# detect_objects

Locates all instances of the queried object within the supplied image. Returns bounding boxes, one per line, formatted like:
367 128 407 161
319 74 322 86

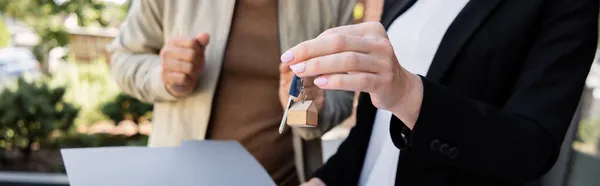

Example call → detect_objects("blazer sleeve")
312 93 375 185
107 0 178 103
391 0 598 183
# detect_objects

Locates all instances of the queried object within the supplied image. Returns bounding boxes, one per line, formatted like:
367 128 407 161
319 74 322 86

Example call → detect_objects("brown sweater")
206 0 298 185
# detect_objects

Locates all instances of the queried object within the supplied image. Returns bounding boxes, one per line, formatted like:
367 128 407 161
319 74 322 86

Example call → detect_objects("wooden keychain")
279 75 318 134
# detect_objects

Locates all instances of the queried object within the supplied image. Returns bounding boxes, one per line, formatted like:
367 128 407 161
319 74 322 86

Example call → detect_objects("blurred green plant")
0 0 130 69
577 115 600 154
0 0 103 62
117 0 132 24
101 93 153 136
50 132 147 173
0 17 10 47
50 133 147 149
48 59 121 127
0 77 79 161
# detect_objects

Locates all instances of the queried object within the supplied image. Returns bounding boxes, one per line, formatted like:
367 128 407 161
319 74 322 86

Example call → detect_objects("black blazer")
313 0 599 185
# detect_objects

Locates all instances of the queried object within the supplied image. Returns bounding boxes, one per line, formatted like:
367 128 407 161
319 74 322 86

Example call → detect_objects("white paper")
61 140 276 186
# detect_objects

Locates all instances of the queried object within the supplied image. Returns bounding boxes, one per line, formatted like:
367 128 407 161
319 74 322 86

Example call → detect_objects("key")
279 96 294 134
279 75 303 134
286 75 318 127
289 75 303 98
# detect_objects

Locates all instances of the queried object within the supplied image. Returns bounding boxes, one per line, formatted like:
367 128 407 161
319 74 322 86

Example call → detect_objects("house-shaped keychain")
287 100 318 127
279 75 319 133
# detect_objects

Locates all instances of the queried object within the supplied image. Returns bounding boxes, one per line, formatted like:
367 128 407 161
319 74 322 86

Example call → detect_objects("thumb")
279 64 293 86
279 63 292 74
196 33 210 46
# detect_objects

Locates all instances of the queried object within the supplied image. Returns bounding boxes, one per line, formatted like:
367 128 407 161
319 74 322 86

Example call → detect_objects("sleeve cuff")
150 65 178 102
403 75 437 150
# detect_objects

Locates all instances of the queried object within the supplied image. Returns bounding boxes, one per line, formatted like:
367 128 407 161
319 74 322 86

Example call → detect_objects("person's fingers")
301 178 327 186
301 76 317 88
160 46 196 62
318 24 367 38
279 63 293 85
280 63 292 78
280 63 292 73
282 34 376 65
278 64 294 109
166 84 194 96
166 35 207 62
196 33 210 46
163 58 195 75
164 71 192 86
303 84 324 101
313 72 379 93
168 37 197 49
290 52 380 77
280 78 289 86
191 33 210 59
318 21 388 39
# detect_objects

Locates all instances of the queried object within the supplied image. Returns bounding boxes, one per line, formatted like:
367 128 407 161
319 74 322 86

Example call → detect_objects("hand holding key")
279 72 324 133
160 33 210 97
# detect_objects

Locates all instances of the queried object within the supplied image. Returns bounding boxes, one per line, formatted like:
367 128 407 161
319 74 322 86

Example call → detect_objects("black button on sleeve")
448 147 459 159
430 139 440 152
440 144 450 154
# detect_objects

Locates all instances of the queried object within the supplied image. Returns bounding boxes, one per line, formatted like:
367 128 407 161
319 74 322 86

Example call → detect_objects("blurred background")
0 0 598 186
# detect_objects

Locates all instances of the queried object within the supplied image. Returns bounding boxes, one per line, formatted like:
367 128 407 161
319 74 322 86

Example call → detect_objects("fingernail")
280 50 295 63
290 63 306 73
314 77 328 86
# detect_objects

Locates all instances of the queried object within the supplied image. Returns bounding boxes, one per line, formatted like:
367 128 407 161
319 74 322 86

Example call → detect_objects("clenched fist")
160 33 210 97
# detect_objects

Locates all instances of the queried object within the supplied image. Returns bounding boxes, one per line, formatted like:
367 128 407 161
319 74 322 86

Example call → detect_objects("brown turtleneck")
207 0 298 185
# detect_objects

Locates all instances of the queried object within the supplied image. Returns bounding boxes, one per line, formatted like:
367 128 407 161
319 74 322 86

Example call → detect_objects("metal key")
279 75 303 134
279 96 294 134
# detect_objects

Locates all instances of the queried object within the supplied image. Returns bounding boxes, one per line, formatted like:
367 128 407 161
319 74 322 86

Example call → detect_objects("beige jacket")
108 0 356 182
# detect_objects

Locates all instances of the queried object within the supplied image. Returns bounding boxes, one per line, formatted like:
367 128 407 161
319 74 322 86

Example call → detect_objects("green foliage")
31 28 70 62
50 133 147 149
102 93 153 125
578 116 600 145
0 77 79 157
50 133 147 173
0 0 109 27
121 0 132 12
0 17 10 47
104 0 131 27
0 0 126 64
48 59 121 127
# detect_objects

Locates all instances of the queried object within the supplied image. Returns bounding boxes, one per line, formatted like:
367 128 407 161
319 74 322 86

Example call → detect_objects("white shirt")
358 0 470 186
